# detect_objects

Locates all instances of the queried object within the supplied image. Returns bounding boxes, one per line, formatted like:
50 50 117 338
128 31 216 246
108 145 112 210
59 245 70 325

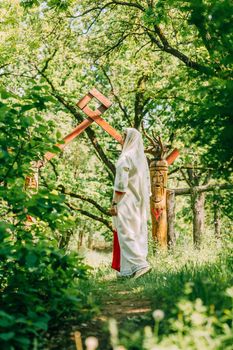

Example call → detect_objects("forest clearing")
0 1 232 349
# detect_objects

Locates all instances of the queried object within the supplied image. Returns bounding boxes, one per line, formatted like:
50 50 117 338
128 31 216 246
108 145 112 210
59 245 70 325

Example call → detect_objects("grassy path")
77 276 153 350
98 280 152 321
48 242 232 349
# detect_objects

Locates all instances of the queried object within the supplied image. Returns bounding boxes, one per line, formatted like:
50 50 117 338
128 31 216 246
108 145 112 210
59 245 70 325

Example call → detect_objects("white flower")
85 336 99 350
226 287 233 298
152 309 165 321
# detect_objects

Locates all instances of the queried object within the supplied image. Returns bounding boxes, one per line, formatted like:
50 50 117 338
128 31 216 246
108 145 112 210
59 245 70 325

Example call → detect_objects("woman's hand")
110 192 125 216
110 204 117 216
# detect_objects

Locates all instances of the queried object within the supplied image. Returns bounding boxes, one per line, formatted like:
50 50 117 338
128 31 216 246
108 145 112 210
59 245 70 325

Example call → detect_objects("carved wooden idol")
150 159 168 248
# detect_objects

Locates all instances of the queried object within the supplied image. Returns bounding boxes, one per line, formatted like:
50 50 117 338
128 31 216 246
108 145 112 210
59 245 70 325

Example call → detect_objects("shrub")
0 222 93 349
108 286 233 350
0 88 94 349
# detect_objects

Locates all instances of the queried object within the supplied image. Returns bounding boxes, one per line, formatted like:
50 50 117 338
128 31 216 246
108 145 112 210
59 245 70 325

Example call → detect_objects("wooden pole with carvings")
142 127 179 248
150 159 168 247
151 149 179 248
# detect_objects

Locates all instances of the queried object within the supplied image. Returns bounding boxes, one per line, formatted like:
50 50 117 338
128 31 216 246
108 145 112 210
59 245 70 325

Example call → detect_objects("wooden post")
150 159 168 248
74 331 83 350
166 190 176 247
24 161 40 192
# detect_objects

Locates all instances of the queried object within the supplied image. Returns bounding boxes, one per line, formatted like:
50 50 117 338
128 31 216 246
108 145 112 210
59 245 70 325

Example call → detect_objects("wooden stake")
74 331 83 350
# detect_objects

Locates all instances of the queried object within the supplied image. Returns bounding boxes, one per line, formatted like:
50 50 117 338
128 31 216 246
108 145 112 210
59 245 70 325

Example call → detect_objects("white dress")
113 154 149 276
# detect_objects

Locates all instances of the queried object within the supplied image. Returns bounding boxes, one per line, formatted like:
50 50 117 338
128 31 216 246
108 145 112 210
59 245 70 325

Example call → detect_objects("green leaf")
15 336 31 345
26 252 38 267
0 311 15 327
0 332 15 341
21 104 35 112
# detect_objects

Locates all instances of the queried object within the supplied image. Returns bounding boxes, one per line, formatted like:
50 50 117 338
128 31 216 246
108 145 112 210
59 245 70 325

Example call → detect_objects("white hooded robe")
112 128 151 277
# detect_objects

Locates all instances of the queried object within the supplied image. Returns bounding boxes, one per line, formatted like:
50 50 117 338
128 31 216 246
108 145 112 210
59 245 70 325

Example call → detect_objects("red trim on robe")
115 191 125 194
111 230 121 272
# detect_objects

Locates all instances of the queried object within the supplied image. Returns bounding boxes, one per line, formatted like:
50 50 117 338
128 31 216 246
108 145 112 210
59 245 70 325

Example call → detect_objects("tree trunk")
58 229 73 249
191 189 205 247
87 232 93 249
214 202 221 238
78 231 84 250
166 190 176 247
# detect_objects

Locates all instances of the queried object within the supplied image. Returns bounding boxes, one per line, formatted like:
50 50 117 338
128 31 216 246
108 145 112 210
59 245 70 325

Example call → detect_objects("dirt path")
74 279 152 350
47 276 153 349
100 280 151 321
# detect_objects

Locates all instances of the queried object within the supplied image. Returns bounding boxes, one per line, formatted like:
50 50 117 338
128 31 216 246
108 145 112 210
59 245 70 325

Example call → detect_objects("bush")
0 223 93 349
108 285 233 350
0 88 94 349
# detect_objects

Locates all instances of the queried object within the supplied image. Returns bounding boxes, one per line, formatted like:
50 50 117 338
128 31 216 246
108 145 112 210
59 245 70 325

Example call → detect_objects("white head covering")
119 127 151 219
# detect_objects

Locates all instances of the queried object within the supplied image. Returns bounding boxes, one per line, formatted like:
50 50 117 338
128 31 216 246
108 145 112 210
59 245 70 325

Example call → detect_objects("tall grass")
79 234 233 349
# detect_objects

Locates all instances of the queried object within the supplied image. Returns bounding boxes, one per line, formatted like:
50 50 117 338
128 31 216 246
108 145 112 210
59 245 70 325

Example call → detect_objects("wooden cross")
45 88 123 161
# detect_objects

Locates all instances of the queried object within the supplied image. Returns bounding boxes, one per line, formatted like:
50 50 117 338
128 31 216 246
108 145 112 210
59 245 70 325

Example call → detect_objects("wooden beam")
45 118 93 161
166 148 179 165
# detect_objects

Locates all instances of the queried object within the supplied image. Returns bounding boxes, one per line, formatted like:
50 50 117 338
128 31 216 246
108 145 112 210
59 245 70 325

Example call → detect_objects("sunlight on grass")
78 235 233 349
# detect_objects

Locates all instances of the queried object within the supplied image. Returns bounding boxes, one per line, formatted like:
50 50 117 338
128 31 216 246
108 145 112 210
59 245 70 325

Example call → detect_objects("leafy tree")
0 0 232 241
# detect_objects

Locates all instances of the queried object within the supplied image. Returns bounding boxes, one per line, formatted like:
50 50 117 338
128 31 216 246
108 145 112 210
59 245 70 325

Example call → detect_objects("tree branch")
77 1 221 77
75 1 144 17
134 75 149 129
100 66 131 124
180 168 193 188
40 178 112 227
58 184 111 217
147 28 214 76
40 49 58 74
111 1 144 11
0 63 11 77
65 202 112 231
173 183 233 195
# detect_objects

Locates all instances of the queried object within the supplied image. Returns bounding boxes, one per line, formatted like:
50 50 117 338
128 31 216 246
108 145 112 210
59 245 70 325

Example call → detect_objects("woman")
110 128 151 279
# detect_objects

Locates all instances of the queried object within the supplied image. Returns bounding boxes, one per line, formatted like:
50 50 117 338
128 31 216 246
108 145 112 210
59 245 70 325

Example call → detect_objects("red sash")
111 230 121 271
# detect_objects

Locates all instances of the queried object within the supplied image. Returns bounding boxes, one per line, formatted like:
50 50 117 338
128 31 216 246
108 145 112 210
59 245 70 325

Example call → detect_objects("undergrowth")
79 234 233 350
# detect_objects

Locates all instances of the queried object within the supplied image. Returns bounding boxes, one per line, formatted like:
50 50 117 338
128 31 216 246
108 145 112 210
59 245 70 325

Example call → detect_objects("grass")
77 234 233 349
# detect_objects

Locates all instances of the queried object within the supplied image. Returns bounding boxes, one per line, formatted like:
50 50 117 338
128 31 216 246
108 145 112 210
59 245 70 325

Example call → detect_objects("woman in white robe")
111 128 151 278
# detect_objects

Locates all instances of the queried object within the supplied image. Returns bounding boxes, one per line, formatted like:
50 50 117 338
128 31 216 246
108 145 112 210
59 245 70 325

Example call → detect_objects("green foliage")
1 0 232 244
0 86 72 229
20 0 72 11
84 239 233 350
187 0 233 66
109 287 233 349
0 225 91 350
0 91 94 349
